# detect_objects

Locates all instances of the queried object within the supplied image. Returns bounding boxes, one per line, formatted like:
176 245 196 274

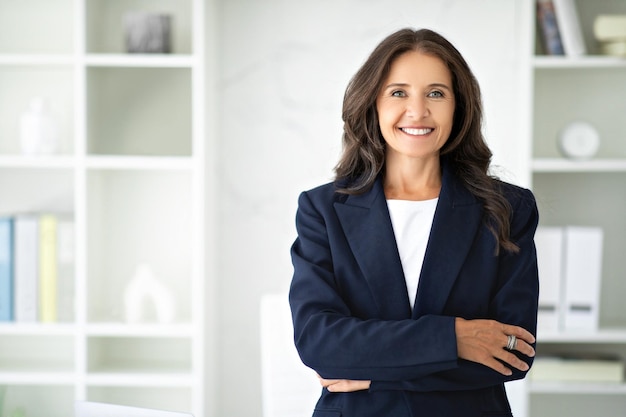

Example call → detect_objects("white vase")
19 97 59 155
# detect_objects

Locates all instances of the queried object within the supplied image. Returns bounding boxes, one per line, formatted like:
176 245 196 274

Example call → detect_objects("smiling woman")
376 51 455 200
289 28 539 417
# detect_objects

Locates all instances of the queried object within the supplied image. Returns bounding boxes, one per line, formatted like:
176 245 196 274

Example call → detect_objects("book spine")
39 214 58 323
56 218 75 322
553 0 587 56
14 215 39 322
0 217 15 321
537 0 565 55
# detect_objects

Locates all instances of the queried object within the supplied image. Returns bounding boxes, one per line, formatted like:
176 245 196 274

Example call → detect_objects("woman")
289 28 539 417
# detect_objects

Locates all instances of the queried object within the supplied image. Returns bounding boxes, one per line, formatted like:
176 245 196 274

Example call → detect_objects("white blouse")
386 198 438 310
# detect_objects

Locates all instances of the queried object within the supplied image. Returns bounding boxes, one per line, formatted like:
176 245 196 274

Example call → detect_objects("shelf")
0 323 76 336
0 371 76 385
533 56 626 69
85 54 196 68
0 1 207 416
532 158 626 172
86 155 195 171
86 372 193 387
537 329 626 344
86 323 194 337
0 155 76 169
529 381 626 394
0 54 74 66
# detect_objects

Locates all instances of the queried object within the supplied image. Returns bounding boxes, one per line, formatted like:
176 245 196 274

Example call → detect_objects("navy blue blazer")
289 162 539 417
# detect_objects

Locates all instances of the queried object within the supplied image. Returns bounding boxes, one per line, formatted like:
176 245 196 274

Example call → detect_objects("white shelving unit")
0 1 207 416
520 1 626 416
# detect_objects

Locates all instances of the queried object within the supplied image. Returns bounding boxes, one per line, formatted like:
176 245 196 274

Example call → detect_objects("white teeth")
401 127 432 135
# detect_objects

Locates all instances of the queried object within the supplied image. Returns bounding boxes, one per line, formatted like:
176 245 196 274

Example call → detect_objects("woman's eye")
391 90 406 97
428 90 444 98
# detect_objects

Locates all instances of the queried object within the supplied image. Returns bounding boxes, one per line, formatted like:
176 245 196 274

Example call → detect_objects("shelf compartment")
533 68 626 160
0 335 74 372
85 0 193 55
0 385 74 417
0 66 74 156
87 386 191 413
0 168 73 215
0 0 73 55
87 67 192 157
533 172 626 329
87 336 192 374
86 170 193 324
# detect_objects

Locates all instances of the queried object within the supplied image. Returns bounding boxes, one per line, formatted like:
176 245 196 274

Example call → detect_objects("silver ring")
506 335 517 351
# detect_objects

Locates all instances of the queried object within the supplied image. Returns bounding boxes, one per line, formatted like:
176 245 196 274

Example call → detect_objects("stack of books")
0 214 74 323
594 15 626 56
530 355 624 384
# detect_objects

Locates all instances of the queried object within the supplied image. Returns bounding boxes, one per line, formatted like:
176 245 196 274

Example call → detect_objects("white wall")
214 1 527 415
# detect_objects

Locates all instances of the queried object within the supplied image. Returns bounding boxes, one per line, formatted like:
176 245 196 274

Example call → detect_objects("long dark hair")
334 28 518 253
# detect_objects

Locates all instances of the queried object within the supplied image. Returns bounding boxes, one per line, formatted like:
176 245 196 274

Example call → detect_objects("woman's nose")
406 97 429 118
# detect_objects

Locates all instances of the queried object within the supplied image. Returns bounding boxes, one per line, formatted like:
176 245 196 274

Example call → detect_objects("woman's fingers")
317 375 371 392
456 318 536 375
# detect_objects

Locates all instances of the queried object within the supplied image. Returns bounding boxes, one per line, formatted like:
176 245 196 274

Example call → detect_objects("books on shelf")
594 15 626 57
552 0 587 57
0 212 75 324
14 215 39 322
530 355 624 383
0 217 15 321
534 226 603 332
536 0 586 56
537 0 565 55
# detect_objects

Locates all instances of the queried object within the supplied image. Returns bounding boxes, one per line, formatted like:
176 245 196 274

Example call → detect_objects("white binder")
562 226 603 331
534 227 564 332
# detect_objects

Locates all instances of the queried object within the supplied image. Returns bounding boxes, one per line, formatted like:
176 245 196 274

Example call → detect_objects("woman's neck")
383 156 442 201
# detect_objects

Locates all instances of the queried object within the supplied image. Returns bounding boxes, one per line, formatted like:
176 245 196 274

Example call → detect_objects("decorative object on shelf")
124 263 176 323
537 0 565 55
123 11 172 53
557 121 600 160
552 0 587 56
593 15 626 56
19 97 59 155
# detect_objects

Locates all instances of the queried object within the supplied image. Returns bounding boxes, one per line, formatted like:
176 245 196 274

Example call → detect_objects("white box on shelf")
562 226 603 331
534 227 564 332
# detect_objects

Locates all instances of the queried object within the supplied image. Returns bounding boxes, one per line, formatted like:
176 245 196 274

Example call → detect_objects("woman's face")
376 50 455 164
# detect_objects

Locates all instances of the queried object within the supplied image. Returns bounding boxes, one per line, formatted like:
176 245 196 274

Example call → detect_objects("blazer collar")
334 161 483 319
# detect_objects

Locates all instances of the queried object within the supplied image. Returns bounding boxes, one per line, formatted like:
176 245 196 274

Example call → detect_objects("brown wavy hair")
334 28 517 253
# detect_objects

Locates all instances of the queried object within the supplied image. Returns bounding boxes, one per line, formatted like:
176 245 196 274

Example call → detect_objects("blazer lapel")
412 164 483 318
334 178 412 319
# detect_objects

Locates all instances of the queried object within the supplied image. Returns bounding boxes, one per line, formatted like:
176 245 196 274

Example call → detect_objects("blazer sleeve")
289 190 459 381
370 187 540 392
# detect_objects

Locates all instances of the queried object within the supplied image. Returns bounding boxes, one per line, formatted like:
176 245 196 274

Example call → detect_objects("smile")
400 127 433 136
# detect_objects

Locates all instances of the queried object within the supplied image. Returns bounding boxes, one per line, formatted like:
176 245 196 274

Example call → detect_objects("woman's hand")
455 317 535 376
317 374 371 392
